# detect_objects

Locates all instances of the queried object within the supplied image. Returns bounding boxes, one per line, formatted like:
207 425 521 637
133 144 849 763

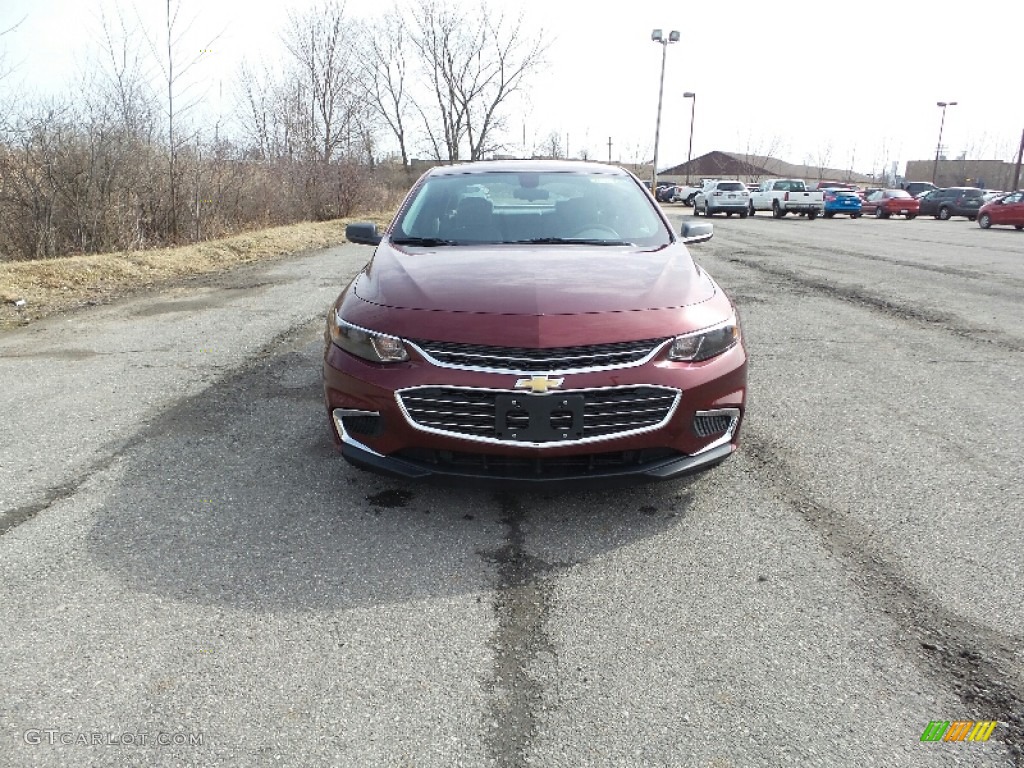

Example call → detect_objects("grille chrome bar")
407 338 670 374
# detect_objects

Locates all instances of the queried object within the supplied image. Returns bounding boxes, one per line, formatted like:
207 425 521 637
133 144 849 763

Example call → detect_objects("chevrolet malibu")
323 160 747 484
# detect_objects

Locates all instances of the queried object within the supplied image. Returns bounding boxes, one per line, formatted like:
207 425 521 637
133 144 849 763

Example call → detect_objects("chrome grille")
397 386 680 446
408 338 667 373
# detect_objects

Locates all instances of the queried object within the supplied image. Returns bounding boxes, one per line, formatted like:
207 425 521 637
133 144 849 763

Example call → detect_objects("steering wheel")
570 225 621 239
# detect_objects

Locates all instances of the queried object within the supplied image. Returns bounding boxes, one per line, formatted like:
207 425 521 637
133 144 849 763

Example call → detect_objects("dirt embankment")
0 215 392 329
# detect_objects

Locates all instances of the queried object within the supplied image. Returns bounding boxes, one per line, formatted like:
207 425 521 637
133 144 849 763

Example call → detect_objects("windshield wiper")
390 236 459 246
513 237 636 246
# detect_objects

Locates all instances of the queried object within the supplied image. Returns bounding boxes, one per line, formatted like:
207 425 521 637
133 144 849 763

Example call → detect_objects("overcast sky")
3 0 1022 176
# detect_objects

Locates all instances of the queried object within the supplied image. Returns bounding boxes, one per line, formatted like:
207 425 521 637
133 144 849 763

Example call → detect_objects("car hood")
353 242 714 315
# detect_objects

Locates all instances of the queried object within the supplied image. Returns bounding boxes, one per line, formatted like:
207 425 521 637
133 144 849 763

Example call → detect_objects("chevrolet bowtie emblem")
514 375 565 394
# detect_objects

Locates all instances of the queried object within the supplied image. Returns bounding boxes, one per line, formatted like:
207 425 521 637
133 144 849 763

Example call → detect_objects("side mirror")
346 222 382 245
680 221 713 244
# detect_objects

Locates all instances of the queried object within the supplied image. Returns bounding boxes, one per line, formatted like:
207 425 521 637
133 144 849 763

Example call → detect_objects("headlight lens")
668 315 740 362
328 309 409 363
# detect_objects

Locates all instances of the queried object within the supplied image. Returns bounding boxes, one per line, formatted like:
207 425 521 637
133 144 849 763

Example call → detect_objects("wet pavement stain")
481 492 569 768
366 489 415 508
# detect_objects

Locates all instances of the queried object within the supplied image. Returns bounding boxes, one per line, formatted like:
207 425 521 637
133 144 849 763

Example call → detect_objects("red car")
324 160 748 484
977 190 1024 230
861 189 919 219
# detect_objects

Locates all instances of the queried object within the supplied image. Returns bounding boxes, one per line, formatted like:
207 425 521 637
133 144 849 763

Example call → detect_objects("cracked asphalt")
0 214 1021 767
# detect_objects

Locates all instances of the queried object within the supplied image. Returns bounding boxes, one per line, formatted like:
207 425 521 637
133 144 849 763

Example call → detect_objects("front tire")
978 213 992 229
823 211 835 219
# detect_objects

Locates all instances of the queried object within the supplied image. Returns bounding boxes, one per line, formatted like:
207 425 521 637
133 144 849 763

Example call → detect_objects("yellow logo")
514 375 565 394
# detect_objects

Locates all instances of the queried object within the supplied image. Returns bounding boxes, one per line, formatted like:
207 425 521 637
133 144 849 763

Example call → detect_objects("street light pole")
932 100 957 185
683 92 696 184
650 29 679 195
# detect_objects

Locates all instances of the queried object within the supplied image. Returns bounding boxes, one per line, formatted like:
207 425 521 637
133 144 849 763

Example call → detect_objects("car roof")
426 159 628 177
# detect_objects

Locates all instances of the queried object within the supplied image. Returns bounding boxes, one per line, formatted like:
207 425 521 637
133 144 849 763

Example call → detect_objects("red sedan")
977 191 1024 230
325 160 748 485
861 189 919 219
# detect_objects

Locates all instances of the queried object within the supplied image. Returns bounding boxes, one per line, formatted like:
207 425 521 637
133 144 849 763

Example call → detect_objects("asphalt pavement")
0 214 1021 767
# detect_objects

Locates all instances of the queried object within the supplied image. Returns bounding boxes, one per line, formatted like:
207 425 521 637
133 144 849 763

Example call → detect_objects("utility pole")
607 136 612 164
1013 127 1024 191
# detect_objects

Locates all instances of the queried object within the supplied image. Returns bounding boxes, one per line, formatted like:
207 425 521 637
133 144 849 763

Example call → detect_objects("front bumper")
323 337 747 486
336 422 735 487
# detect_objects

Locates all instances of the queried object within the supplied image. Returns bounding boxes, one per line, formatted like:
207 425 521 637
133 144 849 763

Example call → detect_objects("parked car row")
658 178 1024 229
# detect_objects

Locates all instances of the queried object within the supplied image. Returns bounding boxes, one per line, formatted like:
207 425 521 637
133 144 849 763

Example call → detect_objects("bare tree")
809 142 833 182
538 130 563 159
361 9 413 171
736 132 784 180
408 0 548 161
0 15 26 86
139 0 221 240
281 0 365 163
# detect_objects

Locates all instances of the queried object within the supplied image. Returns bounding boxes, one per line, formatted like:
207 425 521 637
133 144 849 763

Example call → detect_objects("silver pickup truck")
748 179 825 219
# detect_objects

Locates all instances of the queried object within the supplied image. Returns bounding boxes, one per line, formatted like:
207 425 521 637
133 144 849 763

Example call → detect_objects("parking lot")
1 213 1021 766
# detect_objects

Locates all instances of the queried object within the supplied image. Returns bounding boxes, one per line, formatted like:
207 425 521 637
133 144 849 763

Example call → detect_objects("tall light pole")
1012 127 1024 191
932 101 957 185
649 28 679 194
683 92 696 184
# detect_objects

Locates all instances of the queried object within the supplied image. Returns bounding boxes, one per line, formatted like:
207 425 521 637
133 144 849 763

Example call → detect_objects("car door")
918 190 938 215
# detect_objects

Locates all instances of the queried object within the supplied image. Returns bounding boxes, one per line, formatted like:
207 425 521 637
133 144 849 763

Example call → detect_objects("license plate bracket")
495 393 585 442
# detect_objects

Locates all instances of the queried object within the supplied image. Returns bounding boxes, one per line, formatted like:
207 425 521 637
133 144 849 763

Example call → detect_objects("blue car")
822 189 862 218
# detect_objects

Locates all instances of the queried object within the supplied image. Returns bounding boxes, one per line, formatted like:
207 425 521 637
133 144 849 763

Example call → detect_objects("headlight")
667 315 740 362
328 309 409 363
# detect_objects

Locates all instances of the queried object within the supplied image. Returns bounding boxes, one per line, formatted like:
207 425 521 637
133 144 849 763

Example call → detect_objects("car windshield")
392 170 671 248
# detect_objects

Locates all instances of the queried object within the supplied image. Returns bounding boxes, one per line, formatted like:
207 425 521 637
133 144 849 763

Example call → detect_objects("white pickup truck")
671 179 717 205
748 179 825 219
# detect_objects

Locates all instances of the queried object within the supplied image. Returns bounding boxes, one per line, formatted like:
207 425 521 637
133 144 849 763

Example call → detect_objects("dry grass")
0 214 393 329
